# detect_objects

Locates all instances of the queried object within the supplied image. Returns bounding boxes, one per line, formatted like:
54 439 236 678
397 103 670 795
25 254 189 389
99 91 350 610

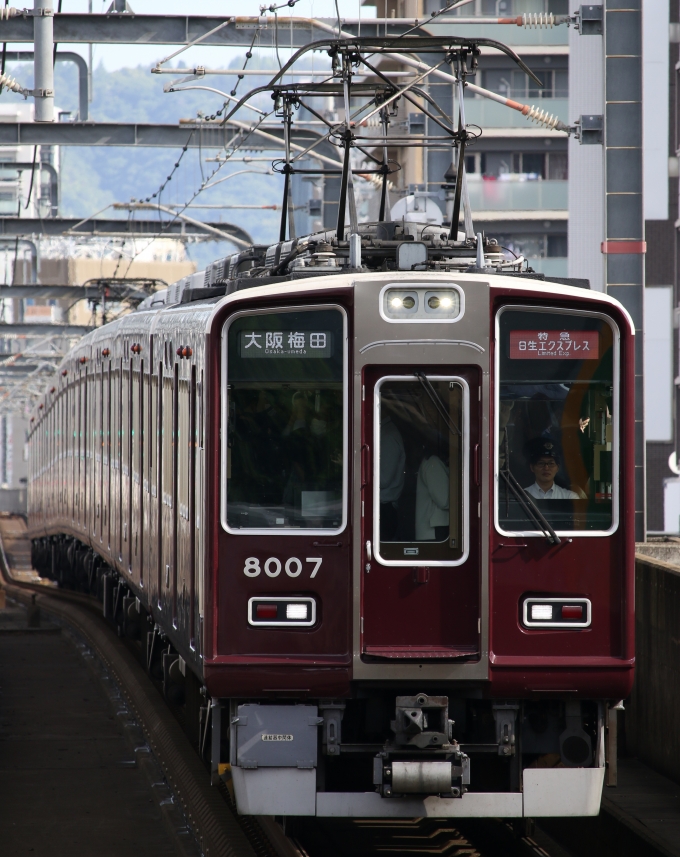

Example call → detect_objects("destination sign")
509 330 599 360
239 330 332 358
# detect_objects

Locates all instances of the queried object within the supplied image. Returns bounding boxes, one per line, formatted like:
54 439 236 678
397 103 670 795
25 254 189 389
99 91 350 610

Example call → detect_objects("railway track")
0 514 574 857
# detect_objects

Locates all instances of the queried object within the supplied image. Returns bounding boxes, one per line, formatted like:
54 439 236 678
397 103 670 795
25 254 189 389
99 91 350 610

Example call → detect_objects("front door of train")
361 365 481 660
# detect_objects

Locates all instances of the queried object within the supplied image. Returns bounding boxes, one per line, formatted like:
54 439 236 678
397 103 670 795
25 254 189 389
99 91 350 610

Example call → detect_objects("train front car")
207 269 634 819
23 33 634 824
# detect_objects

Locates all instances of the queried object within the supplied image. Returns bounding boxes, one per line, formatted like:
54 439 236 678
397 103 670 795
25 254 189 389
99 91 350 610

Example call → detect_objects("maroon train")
27 226 634 818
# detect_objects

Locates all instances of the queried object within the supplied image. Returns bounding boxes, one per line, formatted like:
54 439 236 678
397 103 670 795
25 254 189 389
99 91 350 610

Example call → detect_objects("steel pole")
604 0 645 539
33 0 54 122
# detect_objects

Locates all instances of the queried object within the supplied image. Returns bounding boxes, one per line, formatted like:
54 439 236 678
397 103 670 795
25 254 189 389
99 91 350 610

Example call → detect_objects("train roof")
74 265 636 351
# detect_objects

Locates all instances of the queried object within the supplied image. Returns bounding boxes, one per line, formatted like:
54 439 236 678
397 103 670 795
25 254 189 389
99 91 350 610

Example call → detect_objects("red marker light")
561 605 584 620
255 603 278 620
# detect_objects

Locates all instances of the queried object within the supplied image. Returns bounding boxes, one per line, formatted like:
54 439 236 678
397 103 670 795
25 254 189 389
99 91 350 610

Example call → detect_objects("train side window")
178 377 190 519
222 307 347 534
374 376 468 566
496 308 619 536
198 372 204 450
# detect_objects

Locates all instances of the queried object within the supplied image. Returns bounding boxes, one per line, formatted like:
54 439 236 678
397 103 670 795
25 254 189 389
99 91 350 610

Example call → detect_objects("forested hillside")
1 57 286 266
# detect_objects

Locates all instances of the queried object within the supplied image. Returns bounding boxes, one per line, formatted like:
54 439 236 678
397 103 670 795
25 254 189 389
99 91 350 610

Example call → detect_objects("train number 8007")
243 557 323 578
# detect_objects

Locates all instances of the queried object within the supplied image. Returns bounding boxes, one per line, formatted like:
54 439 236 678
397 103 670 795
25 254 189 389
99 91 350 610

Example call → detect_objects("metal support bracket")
571 114 604 145
319 701 345 756
493 703 519 757
577 5 603 35
22 7 53 15
235 16 268 29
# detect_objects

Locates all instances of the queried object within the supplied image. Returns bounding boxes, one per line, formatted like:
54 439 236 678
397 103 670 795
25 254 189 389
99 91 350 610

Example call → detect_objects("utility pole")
602 1 645 541
33 0 54 122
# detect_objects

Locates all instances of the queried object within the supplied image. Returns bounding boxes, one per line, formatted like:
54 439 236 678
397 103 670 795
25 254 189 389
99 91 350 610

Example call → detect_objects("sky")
6 0 378 71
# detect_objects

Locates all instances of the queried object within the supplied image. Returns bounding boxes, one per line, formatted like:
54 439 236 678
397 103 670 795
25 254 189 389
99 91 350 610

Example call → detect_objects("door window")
374 376 467 565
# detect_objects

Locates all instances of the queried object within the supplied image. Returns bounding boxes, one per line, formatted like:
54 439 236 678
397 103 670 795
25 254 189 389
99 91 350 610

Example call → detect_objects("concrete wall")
627 551 680 781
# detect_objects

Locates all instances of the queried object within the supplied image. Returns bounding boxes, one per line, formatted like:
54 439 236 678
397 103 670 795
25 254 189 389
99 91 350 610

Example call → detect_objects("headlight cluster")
382 287 461 322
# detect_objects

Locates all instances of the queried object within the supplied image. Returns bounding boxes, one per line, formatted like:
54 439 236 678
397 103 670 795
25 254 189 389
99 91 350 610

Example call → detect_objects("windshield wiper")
500 429 560 545
415 371 461 437
415 374 559 545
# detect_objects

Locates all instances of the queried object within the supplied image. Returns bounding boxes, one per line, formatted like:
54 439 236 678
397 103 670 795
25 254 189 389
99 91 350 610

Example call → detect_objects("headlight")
381 285 462 322
384 290 418 318
390 295 416 309
425 291 459 314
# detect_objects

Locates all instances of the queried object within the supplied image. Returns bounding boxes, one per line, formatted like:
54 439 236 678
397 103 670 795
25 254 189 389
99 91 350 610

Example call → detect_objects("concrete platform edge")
601 794 680 857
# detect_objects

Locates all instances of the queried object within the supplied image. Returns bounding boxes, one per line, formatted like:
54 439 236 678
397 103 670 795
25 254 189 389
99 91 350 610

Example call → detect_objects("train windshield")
225 307 345 532
375 376 465 564
497 308 618 535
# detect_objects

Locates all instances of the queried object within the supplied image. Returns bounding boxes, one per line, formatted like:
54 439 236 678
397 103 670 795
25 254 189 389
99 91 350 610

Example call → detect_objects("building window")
442 0 568 14
478 152 567 180
490 234 568 260
482 67 568 100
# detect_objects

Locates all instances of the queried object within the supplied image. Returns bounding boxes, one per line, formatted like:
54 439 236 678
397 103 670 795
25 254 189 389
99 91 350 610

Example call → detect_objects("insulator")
0 7 19 19
524 104 560 131
522 12 554 28
0 73 26 95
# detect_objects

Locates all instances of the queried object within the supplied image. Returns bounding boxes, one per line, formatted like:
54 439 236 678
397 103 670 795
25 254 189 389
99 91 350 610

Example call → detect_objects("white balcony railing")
466 177 568 211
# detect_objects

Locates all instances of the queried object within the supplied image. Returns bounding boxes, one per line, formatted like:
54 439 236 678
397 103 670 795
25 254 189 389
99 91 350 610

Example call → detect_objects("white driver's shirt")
524 482 579 500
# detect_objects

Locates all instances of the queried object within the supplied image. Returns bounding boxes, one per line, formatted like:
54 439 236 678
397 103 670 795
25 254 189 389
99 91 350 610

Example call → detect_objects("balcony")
466 177 568 211
462 97 568 129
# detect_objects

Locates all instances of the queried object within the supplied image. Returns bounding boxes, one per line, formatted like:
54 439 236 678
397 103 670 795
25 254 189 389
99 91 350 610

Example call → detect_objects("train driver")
524 439 579 500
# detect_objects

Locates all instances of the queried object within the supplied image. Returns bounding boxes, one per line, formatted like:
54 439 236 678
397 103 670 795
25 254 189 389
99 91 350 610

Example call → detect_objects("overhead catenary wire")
141 131 194 204
119 111 277 278
161 3 566 263
388 0 475 40
23 146 38 211
107 131 195 281
165 85 266 116
113 202 251 247
247 17 568 133
230 28 260 98
135 3 567 318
